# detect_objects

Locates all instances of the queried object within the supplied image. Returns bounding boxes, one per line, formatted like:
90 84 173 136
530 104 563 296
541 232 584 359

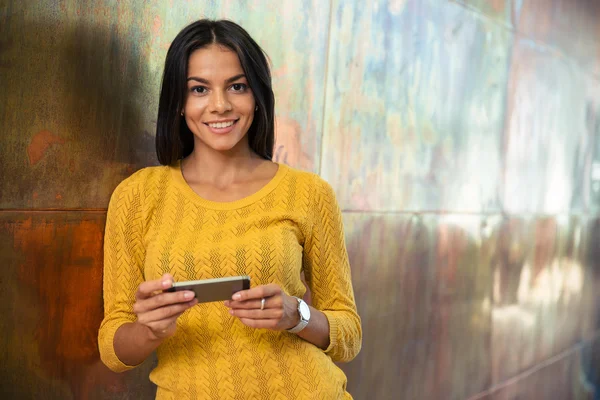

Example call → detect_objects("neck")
183 138 262 185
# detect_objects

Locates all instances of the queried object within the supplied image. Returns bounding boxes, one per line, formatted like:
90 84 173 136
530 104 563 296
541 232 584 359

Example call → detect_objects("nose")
209 90 232 113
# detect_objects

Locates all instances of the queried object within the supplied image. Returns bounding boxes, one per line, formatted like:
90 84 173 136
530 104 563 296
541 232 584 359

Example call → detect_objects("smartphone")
166 275 251 304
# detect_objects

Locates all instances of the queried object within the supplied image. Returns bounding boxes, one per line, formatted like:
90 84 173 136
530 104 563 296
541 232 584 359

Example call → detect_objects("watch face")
299 301 311 320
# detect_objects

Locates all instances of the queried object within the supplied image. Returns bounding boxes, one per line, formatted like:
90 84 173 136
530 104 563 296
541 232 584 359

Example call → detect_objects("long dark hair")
155 19 275 165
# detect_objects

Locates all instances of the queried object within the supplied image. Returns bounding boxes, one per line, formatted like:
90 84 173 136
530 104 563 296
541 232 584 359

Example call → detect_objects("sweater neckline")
169 160 288 210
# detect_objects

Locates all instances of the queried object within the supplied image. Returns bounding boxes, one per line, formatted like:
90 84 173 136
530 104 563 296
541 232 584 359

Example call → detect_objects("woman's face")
183 44 256 155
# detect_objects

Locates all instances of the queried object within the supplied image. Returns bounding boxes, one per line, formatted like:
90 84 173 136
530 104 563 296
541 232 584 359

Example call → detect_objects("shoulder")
280 163 323 185
279 163 337 200
109 165 171 202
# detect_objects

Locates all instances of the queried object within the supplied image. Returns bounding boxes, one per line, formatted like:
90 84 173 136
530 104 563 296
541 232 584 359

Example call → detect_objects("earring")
255 105 258 111
181 111 184 116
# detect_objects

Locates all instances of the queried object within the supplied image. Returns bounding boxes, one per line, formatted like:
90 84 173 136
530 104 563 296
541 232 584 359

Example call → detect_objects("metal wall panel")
0 211 156 399
488 216 588 384
0 1 157 209
341 213 492 399
502 39 593 214
320 0 511 212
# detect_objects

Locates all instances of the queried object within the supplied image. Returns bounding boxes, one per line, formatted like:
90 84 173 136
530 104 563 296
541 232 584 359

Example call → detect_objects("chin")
202 137 245 153
211 144 238 153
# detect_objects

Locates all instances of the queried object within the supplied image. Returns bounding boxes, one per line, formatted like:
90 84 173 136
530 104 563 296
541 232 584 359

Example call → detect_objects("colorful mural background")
1 0 599 399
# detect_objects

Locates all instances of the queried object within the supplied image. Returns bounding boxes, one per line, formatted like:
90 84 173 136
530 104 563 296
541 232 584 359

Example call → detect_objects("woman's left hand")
224 284 299 331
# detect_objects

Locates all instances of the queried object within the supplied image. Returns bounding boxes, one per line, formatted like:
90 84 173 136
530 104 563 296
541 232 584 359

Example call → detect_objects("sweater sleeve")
98 175 146 372
302 175 362 363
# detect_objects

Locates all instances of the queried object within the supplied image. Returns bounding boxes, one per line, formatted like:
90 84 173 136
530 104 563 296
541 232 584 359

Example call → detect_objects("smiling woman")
98 19 362 400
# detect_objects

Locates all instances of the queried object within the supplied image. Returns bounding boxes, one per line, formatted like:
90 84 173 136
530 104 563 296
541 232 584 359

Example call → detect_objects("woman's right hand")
132 273 198 341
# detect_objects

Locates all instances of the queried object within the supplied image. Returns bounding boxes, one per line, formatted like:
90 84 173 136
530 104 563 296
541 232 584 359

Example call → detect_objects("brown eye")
191 86 207 94
231 83 247 92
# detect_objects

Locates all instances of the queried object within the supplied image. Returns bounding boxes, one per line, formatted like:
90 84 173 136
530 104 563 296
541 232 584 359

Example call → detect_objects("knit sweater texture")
98 161 362 399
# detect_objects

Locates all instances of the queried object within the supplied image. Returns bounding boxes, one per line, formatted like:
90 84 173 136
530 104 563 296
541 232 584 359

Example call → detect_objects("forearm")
296 306 330 350
113 321 163 367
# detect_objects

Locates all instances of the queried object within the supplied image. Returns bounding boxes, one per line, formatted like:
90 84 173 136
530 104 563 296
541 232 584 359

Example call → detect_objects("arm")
301 176 362 362
98 178 148 372
98 178 196 371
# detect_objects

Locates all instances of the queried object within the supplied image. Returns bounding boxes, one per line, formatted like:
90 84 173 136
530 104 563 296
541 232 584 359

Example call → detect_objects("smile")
206 120 237 129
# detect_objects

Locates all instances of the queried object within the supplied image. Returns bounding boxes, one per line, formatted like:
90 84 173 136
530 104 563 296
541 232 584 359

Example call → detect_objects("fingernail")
233 293 241 301
184 291 194 300
224 301 230 307
162 280 171 288
229 309 234 315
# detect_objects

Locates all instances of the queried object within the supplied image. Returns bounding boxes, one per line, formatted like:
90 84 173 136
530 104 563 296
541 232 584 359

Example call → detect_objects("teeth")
208 121 235 129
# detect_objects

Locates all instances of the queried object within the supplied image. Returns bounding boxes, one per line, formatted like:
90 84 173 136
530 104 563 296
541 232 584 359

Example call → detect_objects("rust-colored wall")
1 1 599 399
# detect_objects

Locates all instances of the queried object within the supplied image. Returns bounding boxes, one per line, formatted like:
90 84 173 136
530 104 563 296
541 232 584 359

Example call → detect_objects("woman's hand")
224 284 299 331
132 273 198 341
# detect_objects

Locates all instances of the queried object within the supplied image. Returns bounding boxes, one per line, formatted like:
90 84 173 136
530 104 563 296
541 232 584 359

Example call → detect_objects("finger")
133 290 195 313
137 298 197 324
227 296 283 310
232 284 282 301
238 318 279 330
136 274 174 300
229 308 283 320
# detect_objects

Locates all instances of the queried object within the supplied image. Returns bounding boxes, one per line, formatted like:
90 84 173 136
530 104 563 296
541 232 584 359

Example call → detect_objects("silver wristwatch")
286 297 311 333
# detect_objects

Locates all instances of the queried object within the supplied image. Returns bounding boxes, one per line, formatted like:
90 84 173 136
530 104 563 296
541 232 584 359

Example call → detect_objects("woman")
98 19 361 399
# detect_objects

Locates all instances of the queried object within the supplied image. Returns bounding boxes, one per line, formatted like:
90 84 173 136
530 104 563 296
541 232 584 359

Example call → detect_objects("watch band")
286 297 309 333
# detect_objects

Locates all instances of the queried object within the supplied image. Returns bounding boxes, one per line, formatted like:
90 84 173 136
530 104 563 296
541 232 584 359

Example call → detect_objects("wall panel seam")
317 0 335 176
466 330 600 400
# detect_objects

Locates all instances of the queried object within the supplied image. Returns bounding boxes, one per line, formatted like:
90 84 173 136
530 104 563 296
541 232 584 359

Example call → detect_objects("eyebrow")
186 74 246 84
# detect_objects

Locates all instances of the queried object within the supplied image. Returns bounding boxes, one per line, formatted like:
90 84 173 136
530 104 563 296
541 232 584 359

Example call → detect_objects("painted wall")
1 0 599 399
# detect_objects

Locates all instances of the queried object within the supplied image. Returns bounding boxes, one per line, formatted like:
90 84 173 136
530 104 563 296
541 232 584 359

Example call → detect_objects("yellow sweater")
98 162 362 399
